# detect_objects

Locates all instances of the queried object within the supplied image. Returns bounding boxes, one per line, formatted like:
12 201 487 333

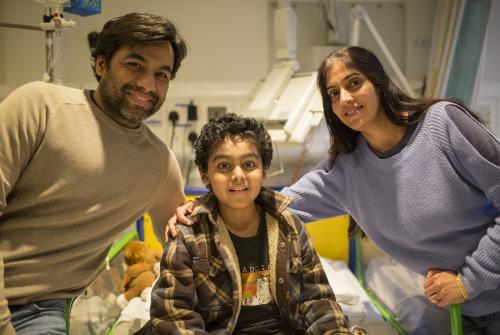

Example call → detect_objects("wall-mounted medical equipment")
245 1 418 145
0 1 76 83
349 4 416 98
244 0 325 144
37 0 76 83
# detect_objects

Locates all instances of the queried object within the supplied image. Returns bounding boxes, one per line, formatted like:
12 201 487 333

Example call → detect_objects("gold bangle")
456 273 470 300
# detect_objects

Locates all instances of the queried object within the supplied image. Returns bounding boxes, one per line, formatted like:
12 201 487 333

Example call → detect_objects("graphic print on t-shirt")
228 210 288 334
241 264 273 306
228 209 273 307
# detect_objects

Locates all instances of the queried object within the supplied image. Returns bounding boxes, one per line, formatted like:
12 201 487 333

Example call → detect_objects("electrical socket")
207 106 227 120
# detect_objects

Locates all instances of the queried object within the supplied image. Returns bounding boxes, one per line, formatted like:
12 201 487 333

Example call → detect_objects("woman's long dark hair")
318 46 479 160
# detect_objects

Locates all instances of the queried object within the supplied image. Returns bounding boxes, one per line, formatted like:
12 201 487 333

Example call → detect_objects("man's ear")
199 168 210 186
95 55 107 77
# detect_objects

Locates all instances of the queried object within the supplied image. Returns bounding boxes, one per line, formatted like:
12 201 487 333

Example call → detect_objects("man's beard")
99 78 161 124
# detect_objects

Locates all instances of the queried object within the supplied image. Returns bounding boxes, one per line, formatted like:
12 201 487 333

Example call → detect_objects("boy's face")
200 137 264 213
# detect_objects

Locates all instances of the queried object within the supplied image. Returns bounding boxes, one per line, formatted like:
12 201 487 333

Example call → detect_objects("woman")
170 46 500 334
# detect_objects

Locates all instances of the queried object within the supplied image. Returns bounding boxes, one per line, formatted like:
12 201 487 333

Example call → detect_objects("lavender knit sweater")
282 101 500 317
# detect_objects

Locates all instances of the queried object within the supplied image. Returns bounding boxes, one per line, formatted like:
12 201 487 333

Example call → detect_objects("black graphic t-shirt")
228 210 290 335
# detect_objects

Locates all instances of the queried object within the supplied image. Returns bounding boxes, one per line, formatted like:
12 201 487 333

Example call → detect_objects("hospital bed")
309 218 463 335
306 217 397 335
68 214 462 335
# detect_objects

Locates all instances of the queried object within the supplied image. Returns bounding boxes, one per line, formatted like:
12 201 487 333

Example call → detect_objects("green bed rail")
354 237 463 335
450 304 463 335
354 237 407 335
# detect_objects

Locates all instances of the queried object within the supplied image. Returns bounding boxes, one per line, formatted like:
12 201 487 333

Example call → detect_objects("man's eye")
156 72 170 82
127 63 141 71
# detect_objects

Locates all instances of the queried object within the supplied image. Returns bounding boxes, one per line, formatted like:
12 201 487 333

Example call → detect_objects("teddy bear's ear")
124 241 148 265
134 246 147 263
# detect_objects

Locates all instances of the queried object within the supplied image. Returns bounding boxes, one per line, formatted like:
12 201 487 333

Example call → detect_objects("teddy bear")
116 240 162 308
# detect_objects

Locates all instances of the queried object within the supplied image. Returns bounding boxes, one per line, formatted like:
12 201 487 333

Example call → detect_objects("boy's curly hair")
194 113 273 172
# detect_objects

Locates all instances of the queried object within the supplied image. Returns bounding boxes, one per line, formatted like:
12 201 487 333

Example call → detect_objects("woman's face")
325 60 384 133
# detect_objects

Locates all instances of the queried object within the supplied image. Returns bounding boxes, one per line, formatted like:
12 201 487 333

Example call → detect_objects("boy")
149 114 350 334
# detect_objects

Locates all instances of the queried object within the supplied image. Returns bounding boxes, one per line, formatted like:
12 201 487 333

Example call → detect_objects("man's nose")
136 72 155 93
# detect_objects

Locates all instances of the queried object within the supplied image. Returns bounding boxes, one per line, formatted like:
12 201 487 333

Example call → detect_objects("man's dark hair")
194 114 273 172
91 12 187 81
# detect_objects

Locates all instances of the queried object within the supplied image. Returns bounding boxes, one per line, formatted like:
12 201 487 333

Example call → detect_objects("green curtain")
445 0 491 106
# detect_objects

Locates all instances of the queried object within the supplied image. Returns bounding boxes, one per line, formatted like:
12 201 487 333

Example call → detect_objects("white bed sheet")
320 257 397 335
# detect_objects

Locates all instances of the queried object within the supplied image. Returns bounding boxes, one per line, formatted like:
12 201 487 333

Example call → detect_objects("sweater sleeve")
441 105 500 298
147 146 185 246
0 82 48 334
0 258 16 335
0 83 49 334
288 213 350 334
149 228 208 334
281 158 348 223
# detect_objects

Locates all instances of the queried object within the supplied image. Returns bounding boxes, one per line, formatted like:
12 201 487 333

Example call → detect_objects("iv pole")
349 4 417 98
38 0 75 83
0 0 75 83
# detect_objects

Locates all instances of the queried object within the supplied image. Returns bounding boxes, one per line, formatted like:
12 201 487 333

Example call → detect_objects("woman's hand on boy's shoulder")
165 200 198 241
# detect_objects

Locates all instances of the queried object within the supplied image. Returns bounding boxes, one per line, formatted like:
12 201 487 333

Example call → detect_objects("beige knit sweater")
0 81 184 333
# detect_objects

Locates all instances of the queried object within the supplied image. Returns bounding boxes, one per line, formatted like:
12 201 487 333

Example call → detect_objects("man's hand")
423 270 467 307
165 200 197 241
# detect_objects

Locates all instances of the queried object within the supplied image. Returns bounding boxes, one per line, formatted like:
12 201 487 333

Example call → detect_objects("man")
0 12 187 334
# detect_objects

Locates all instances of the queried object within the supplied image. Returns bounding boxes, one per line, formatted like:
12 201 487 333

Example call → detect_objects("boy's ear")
199 168 210 186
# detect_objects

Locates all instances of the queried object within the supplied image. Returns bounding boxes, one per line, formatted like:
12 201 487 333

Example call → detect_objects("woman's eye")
328 90 339 100
349 78 362 88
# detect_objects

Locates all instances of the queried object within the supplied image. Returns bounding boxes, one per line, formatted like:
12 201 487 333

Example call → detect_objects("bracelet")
456 273 470 300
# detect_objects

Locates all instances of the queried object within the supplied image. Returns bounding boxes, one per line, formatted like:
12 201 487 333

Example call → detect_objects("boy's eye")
217 162 230 170
244 161 256 169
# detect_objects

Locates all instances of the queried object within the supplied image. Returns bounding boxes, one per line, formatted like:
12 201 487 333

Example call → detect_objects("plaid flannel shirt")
150 187 349 334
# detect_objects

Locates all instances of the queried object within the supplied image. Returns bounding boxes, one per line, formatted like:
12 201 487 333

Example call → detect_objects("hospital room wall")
0 0 272 94
0 0 437 97
0 0 442 188
2 1 499 154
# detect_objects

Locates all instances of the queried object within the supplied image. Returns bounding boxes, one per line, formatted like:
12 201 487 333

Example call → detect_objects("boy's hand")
165 200 197 241
423 270 466 307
